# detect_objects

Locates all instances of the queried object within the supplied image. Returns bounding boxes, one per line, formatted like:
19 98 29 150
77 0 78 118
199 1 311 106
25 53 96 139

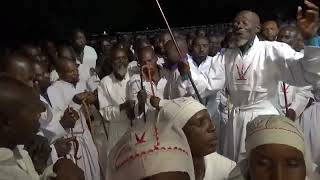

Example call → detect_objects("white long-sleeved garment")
0 146 55 180
47 80 100 180
185 37 320 162
97 72 131 154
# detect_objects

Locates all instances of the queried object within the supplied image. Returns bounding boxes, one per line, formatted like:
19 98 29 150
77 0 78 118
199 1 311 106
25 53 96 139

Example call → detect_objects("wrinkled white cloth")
300 102 320 166
0 146 56 180
184 37 320 162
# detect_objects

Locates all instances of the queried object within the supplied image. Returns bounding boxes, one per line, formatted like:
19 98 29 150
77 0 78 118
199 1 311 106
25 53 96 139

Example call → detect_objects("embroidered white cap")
107 108 195 180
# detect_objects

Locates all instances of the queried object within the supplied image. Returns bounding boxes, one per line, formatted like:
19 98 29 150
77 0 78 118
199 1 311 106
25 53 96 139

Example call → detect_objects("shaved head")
0 75 43 148
1 54 35 87
237 11 261 25
233 10 261 48
138 46 156 62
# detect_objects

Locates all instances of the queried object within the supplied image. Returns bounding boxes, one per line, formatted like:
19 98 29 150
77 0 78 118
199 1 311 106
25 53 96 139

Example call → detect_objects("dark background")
0 0 302 45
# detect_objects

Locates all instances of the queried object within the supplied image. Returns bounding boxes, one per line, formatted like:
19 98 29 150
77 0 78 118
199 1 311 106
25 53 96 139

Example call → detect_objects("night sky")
0 0 302 45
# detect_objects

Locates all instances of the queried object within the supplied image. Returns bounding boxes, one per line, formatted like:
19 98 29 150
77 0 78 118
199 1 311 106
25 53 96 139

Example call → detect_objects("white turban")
159 97 207 128
107 108 195 180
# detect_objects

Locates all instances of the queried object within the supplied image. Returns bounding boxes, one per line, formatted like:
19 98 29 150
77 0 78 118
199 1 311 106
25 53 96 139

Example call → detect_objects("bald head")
0 75 43 148
233 10 261 47
236 11 261 25
138 46 157 66
56 57 79 85
1 54 35 87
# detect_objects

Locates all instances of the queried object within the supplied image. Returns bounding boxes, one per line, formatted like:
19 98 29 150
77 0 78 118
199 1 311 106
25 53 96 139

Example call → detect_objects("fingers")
305 0 319 11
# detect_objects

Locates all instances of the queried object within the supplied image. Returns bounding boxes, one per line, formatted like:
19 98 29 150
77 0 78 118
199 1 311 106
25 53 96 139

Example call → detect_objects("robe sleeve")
266 41 320 87
290 86 313 118
97 81 121 122
179 54 226 99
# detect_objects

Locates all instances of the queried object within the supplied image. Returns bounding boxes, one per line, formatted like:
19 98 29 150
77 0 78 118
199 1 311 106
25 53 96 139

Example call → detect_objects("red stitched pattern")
115 125 189 171
135 132 146 145
115 145 189 170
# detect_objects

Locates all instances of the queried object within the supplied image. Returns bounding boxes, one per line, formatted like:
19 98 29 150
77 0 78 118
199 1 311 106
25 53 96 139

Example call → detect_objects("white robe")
188 37 320 162
204 153 236 180
277 82 312 119
78 45 98 83
98 72 131 155
47 80 100 180
300 102 320 166
0 146 55 180
127 66 187 111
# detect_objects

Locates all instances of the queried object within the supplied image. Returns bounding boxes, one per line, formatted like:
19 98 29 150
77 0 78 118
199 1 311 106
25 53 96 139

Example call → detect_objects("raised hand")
297 0 320 39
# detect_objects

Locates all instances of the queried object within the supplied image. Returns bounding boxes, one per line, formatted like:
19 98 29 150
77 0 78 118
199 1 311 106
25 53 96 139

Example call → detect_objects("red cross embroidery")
236 64 251 80
135 132 146 145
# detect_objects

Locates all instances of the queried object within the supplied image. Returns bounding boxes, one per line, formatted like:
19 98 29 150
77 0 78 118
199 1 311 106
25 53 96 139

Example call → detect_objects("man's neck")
194 57 207 67
163 61 178 71
193 156 206 180
113 73 126 81
239 36 255 54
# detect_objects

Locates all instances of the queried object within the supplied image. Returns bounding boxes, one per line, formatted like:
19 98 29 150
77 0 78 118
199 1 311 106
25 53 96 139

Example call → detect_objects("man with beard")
70 29 98 83
261 20 279 41
97 47 135 156
47 58 100 180
276 26 313 121
179 1 320 162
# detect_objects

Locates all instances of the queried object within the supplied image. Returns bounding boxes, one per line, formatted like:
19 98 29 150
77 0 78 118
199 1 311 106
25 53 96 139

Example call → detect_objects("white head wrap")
159 97 207 128
228 115 315 180
107 106 195 180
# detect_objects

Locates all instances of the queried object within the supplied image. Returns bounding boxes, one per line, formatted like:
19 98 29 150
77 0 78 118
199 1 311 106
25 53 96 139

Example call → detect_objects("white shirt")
204 153 236 180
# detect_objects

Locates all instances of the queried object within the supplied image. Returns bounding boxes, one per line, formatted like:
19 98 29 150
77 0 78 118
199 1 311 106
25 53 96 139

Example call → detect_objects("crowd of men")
1 1 320 180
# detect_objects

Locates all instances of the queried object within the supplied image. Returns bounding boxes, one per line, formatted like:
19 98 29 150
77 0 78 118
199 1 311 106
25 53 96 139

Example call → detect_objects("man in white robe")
190 36 231 152
98 47 135 163
71 29 98 84
179 2 320 162
276 25 313 121
0 76 84 180
127 46 185 112
47 58 100 180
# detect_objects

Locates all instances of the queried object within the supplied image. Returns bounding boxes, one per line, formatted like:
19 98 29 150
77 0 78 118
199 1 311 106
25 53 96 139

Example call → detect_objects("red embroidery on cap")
135 132 146 145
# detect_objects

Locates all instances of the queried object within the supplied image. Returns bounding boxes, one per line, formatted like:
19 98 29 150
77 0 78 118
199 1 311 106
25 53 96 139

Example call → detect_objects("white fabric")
0 146 56 180
189 56 229 153
47 80 100 180
107 108 195 180
78 45 97 83
204 152 236 180
277 82 312 119
186 37 320 162
98 72 131 155
50 70 59 83
300 102 320 166
39 95 67 144
160 97 206 128
127 66 187 111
